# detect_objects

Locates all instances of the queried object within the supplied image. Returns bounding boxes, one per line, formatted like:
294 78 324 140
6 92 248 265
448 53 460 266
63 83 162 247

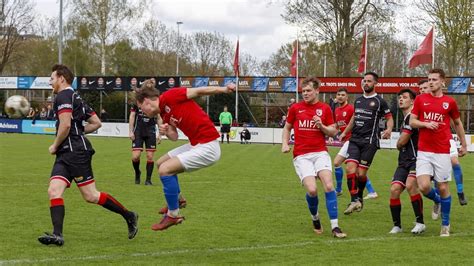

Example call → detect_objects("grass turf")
0 133 473 264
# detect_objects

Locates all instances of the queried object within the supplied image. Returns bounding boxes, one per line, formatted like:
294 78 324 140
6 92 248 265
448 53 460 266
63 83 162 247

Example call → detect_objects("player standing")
340 72 394 214
410 69 467 236
332 88 378 199
129 83 162 185
419 79 467 206
135 80 235 231
38 64 138 246
282 77 346 238
388 89 425 234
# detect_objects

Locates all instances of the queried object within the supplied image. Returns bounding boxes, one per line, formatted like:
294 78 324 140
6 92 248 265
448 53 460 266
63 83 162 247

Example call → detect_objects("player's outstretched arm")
84 114 102 134
409 114 438 130
186 83 236 99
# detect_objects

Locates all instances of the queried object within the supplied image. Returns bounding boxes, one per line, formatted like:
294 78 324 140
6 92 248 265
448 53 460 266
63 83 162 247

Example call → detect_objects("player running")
135 79 235 231
39 64 138 246
410 69 467 236
282 77 346 238
332 87 378 199
340 72 394 214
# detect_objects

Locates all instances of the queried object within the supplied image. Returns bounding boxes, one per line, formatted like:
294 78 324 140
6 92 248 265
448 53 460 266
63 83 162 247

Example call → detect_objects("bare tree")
0 0 35 74
283 0 397 76
188 31 232 76
414 0 473 75
71 0 146 75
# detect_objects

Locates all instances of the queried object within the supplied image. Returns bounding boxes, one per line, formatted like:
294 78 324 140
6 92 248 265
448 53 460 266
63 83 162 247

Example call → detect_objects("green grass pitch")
0 133 473 264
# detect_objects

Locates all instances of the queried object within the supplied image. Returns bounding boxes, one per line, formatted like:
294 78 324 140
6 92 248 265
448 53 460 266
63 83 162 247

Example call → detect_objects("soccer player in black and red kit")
339 71 394 214
38 64 138 246
129 83 162 185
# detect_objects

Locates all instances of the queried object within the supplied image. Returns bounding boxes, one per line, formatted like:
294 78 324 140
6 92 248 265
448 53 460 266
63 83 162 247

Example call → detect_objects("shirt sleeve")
84 103 96 120
286 105 295 125
411 97 420 117
167 87 188 104
324 105 335 125
381 98 392 118
449 98 460 120
402 115 413 134
56 91 73 115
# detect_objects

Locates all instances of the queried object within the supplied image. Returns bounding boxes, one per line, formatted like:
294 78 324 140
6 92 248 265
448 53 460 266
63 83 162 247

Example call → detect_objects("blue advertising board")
22 120 56 134
0 119 22 133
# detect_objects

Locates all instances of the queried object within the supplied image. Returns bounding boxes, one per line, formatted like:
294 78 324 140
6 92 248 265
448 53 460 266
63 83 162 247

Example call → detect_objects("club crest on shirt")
369 101 375 107
343 111 347 117
442 102 449 110
165 105 171 113
316 109 322 116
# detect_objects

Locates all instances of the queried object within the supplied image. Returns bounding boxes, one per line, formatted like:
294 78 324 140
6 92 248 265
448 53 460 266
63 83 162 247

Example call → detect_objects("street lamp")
176 21 183 76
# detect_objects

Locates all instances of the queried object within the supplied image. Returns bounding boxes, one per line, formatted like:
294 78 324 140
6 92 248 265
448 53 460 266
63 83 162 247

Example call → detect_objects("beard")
363 85 374 93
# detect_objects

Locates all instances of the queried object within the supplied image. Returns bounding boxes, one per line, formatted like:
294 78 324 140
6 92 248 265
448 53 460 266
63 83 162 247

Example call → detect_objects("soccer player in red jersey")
332 88 378 199
410 69 467 236
282 77 346 238
135 80 235 231
419 79 467 206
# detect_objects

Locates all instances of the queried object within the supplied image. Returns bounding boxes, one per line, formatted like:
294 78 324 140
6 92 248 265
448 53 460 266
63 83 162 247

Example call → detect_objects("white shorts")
449 139 458 158
293 151 332 182
337 141 350 158
416 151 452 183
167 139 221 172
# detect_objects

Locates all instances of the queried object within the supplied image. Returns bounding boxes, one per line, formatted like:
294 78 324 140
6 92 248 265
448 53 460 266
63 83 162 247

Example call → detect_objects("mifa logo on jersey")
443 102 449 110
316 109 322 116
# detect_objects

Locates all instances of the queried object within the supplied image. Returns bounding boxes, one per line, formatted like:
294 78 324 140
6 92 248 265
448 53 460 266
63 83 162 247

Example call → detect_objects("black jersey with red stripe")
351 93 391 145
130 104 157 136
398 113 418 166
54 88 94 153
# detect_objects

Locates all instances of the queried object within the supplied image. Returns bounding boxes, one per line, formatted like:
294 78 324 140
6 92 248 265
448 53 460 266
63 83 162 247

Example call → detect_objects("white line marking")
1 232 472 265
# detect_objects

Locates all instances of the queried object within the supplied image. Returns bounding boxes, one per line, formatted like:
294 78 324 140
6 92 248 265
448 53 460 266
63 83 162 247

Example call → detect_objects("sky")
34 0 296 60
34 0 425 61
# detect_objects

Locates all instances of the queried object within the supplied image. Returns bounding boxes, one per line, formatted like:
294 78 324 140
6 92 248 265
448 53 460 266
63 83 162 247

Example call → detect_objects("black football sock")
411 194 424 224
357 175 368 201
390 198 402 227
146 161 154 180
98 192 132 220
132 160 140 176
347 173 358 202
50 198 65 236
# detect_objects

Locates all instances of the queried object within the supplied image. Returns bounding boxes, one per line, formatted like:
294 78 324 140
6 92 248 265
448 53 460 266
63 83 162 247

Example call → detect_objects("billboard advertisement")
21 120 56 134
0 119 22 133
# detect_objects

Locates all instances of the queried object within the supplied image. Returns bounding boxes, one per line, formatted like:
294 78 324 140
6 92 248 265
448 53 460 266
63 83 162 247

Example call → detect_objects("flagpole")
432 25 435 68
296 32 299 102
235 38 239 125
364 27 368 73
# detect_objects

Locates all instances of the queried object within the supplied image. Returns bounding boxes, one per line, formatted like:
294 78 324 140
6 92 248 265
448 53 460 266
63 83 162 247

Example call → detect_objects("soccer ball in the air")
4 95 31 118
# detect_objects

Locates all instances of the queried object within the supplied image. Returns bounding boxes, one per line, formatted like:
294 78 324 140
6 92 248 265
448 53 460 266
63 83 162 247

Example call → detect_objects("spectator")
240 124 251 144
46 104 55 120
39 107 47 120
278 115 287 128
100 108 108 122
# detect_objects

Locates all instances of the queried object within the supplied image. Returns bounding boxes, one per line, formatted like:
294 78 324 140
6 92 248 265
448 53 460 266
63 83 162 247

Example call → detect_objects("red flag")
290 41 298 76
357 30 367 73
409 28 434 69
233 40 239 76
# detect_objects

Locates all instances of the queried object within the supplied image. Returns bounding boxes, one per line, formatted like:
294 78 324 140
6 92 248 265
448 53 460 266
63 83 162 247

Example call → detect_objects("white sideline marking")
1 232 472 265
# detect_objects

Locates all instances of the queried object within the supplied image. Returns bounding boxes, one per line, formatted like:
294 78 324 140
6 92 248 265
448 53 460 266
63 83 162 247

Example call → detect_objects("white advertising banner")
0 77 17 89
32 122 474 152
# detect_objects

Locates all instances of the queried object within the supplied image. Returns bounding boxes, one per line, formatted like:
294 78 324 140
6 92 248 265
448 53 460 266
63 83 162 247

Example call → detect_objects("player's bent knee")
47 187 62 199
